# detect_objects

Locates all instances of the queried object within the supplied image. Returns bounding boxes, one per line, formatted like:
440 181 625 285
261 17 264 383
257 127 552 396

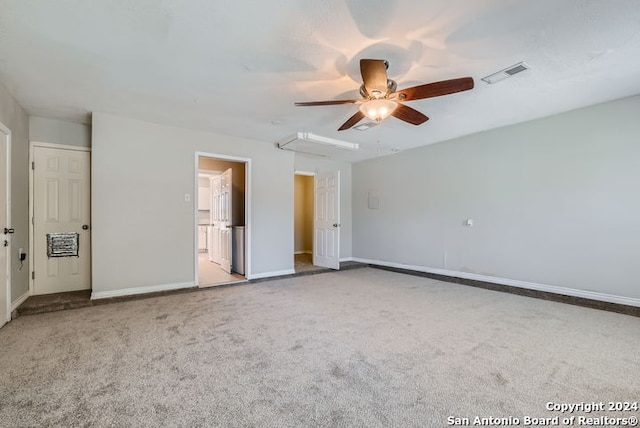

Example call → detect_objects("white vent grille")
353 122 378 131
482 62 530 84
505 64 528 75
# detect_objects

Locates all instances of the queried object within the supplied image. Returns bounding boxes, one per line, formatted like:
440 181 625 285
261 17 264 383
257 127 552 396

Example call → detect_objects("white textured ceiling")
1 0 640 162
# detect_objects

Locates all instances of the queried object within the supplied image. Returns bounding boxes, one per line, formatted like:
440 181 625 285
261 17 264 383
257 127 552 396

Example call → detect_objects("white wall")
91 113 296 295
294 154 353 260
353 95 640 304
0 83 30 305
29 116 91 147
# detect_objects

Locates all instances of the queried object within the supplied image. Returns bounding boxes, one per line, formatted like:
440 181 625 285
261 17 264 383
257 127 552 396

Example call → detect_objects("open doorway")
294 172 322 273
196 155 248 287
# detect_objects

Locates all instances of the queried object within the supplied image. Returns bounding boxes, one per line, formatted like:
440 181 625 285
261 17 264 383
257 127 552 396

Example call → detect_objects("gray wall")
29 116 91 147
91 112 301 294
0 83 29 304
353 95 640 302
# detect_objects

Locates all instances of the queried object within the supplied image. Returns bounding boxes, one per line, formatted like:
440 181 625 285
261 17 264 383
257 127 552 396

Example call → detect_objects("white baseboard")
91 281 195 300
249 269 295 280
340 256 354 262
11 291 30 311
294 251 312 255
353 258 640 308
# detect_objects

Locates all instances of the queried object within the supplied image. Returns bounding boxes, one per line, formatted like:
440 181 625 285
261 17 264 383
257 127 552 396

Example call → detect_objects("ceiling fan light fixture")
359 99 398 122
295 59 474 131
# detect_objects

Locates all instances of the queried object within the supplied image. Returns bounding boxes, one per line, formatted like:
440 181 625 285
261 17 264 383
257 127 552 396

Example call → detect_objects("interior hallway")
198 252 245 287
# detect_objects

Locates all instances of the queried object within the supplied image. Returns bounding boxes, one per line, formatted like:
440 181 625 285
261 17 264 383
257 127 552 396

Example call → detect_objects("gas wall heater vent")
482 62 530 84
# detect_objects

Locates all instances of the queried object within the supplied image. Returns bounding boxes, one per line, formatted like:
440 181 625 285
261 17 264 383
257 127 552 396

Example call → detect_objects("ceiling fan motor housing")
359 79 398 99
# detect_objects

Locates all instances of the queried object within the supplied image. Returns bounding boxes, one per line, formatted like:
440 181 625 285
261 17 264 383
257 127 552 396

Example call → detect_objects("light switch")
184 193 191 202
368 191 379 210
465 219 474 227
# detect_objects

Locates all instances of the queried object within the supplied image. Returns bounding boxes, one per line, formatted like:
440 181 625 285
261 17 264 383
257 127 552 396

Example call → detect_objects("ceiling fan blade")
338 111 365 131
391 103 429 125
360 59 388 94
393 77 474 101
295 99 359 106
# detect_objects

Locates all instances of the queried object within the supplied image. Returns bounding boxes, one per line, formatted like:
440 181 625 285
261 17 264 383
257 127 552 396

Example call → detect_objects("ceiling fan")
295 59 474 131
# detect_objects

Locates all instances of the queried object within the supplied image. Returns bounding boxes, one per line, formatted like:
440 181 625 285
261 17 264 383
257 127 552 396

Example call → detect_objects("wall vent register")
47 233 79 257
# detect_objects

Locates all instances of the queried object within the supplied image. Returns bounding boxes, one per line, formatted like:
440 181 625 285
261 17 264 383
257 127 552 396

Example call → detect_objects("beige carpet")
294 253 325 273
1 268 638 427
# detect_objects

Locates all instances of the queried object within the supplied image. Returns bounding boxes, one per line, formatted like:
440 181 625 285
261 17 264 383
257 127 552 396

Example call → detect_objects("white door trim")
29 142 91 295
194 152 252 283
30 141 90 152
1 122 11 324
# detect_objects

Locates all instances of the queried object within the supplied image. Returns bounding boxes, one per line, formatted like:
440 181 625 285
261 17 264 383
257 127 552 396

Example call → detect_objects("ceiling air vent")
277 132 359 158
481 62 530 84
353 122 378 131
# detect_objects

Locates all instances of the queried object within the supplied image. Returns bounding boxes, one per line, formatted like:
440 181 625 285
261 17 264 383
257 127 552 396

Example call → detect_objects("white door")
219 168 232 273
197 226 207 251
209 176 221 264
33 146 91 295
314 171 340 270
0 124 10 327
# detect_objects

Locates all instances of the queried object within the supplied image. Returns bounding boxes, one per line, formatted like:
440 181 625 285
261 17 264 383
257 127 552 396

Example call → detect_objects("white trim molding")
91 281 195 300
30 141 91 152
353 258 640 308
249 269 295 280
10 291 30 312
339 256 354 262
1 122 11 324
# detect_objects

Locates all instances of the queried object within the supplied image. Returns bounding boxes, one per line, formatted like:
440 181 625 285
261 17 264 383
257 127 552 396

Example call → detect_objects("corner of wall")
0 82 30 304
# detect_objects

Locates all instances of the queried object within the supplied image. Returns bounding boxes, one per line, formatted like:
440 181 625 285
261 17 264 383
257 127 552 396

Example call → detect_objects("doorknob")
332 223 340 227
3 227 14 234
82 225 90 230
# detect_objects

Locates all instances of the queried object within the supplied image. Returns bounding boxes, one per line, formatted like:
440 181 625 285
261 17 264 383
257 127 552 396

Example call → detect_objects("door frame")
1 122 11 324
194 152 251 284
29 142 92 295
294 170 315 266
